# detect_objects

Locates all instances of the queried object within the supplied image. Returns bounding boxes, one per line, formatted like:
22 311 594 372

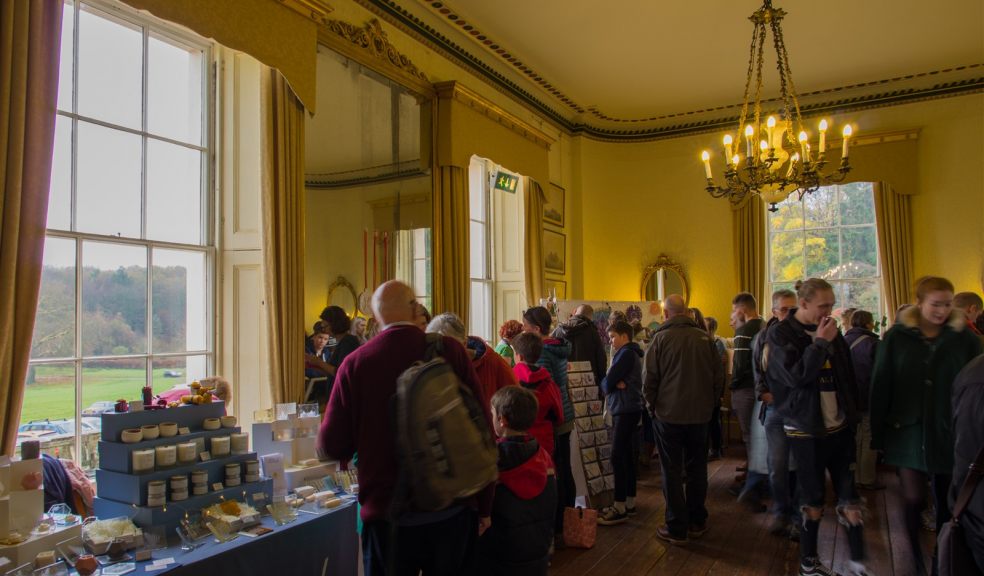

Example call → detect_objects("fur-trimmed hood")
897 305 966 332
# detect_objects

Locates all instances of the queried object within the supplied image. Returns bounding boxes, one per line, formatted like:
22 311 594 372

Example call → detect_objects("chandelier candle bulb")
732 154 740 166
787 153 800 177
818 119 828 154
744 124 754 157
701 151 712 179
842 125 852 157
723 134 733 159
766 116 776 143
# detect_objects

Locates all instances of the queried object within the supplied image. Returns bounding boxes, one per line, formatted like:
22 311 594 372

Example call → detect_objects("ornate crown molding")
359 0 984 141
435 81 554 150
318 18 433 97
277 0 333 24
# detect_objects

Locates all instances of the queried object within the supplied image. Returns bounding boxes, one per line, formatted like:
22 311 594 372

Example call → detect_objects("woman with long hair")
870 276 982 575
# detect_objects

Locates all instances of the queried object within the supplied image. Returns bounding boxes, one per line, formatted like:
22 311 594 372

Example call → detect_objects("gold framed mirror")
641 255 689 305
327 276 359 318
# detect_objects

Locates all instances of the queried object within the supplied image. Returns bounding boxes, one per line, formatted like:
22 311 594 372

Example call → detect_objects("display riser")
93 478 272 531
100 402 226 442
96 452 261 505
283 462 337 491
0 523 81 567
98 427 243 474
252 422 319 466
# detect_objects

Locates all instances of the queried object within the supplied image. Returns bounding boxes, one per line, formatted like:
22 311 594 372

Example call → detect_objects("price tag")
199 451 211 462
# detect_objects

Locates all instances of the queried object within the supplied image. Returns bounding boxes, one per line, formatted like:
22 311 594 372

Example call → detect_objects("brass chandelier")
700 0 854 211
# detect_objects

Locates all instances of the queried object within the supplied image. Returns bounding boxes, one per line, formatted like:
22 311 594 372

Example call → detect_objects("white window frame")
767 183 882 315
24 0 216 469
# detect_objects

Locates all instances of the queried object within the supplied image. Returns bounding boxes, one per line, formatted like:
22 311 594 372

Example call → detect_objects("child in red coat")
511 332 564 457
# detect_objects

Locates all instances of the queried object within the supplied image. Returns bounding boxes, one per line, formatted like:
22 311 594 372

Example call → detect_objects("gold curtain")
873 182 913 315
118 0 319 111
0 0 63 454
732 194 767 306
432 165 469 324
524 178 546 306
261 70 306 405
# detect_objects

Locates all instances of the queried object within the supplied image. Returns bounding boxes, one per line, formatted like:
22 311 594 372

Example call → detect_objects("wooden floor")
550 449 936 576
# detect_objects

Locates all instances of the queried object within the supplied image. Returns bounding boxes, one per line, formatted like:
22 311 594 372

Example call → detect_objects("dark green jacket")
870 307 983 473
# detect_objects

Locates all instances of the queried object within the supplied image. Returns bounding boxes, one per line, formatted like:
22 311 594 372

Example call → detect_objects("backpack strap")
849 334 872 350
953 444 984 522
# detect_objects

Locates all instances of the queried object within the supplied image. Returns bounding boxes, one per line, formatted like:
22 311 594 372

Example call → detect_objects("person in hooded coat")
479 386 558 576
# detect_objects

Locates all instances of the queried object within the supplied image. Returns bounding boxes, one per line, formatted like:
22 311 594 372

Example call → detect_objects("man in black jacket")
951 354 984 572
552 305 608 398
766 278 870 576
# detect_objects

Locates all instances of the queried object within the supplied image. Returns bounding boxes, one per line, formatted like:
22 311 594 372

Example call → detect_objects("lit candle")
818 119 828 154
842 125 853 157
732 154 741 166
701 151 712 179
723 134 733 159
766 116 776 146
805 143 812 163
786 152 800 177
744 124 754 157
798 131 808 161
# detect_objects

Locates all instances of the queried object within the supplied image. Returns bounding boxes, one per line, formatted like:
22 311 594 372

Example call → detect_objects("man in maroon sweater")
318 280 493 575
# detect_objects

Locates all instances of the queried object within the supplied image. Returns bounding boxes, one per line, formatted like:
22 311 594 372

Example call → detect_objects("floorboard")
550 449 936 575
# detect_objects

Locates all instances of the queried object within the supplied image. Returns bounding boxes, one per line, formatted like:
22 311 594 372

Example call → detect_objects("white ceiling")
406 0 984 129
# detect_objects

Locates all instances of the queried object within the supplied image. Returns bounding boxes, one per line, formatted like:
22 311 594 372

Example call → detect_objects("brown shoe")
656 525 688 545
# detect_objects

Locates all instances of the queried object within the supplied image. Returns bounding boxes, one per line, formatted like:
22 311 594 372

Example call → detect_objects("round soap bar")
159 422 178 437
155 445 176 467
141 424 160 440
202 418 220 431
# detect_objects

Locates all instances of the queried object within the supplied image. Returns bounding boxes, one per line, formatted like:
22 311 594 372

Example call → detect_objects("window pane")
840 279 881 314
82 358 147 469
470 221 486 279
770 231 804 282
153 248 207 353
770 196 804 232
77 6 142 129
148 35 203 145
413 259 429 299
841 226 879 278
469 281 491 342
806 229 839 278
57 2 74 112
803 186 837 228
146 140 202 244
76 121 141 237
19 362 79 463
82 242 147 356
32 237 76 359
47 116 72 231
839 182 875 225
469 171 486 222
153 355 207 392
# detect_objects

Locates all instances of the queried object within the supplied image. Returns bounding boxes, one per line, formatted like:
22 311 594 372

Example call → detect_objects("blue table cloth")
147 499 358 575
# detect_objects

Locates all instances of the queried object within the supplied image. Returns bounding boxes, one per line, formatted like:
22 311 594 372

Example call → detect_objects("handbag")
563 506 598 549
939 444 984 576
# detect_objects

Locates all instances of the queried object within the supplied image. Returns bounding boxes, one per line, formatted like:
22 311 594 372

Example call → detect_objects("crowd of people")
310 277 984 576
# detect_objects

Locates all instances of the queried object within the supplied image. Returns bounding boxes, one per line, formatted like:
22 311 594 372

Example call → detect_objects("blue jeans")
764 405 796 519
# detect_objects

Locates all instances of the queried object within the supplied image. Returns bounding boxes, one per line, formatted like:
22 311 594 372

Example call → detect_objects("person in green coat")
494 319 523 367
870 276 983 575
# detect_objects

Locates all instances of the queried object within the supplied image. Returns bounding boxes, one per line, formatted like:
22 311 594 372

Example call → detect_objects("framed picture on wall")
544 183 565 227
543 229 566 275
545 277 567 300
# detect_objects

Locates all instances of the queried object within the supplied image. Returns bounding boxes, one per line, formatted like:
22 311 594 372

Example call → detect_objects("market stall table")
145 499 357 575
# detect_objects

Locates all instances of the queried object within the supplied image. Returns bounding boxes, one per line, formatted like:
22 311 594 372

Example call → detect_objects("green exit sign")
493 171 519 193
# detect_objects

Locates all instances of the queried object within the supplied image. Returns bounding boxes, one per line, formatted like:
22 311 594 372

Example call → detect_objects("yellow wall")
570 93 984 335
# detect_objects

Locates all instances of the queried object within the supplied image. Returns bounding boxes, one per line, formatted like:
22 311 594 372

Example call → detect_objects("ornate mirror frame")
327 276 360 318
640 255 689 305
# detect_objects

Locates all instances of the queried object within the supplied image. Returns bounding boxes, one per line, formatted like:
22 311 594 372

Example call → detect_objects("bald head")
372 280 416 327
663 294 688 319
574 304 594 318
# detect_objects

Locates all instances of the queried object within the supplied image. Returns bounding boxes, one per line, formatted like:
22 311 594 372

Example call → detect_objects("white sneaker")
799 557 838 576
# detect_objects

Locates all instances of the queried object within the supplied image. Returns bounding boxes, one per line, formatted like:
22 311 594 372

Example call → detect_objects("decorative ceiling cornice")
356 0 984 141
277 0 334 24
436 81 554 149
318 17 434 97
